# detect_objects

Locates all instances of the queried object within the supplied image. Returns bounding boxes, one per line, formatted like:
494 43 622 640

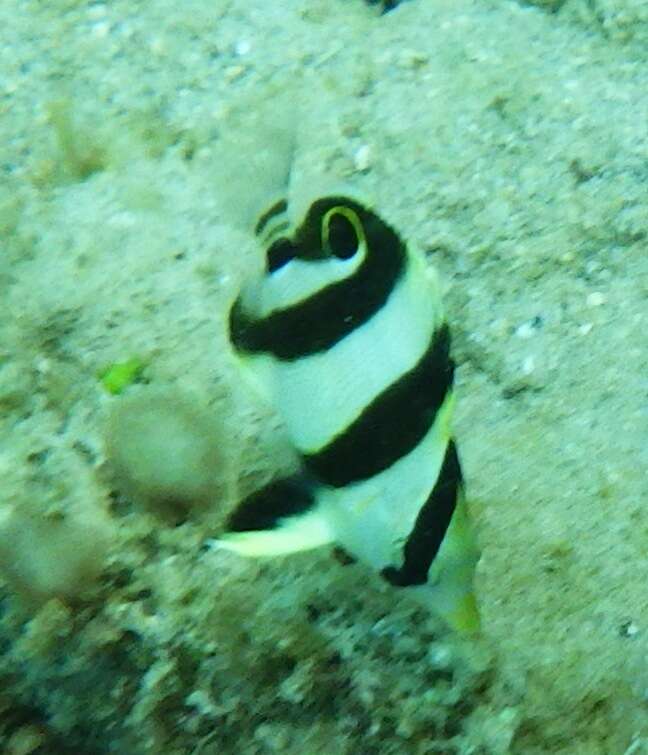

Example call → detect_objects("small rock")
353 144 372 173
586 291 606 307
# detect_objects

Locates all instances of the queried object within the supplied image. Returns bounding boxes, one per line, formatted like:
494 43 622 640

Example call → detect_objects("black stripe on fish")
381 439 463 587
230 197 406 360
226 474 316 533
266 237 298 274
254 198 288 237
303 324 453 487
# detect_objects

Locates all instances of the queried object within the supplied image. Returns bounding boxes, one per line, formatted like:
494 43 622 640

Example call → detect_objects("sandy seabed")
0 1 647 753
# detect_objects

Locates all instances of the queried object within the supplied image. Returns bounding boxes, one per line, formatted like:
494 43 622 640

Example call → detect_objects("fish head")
234 196 402 324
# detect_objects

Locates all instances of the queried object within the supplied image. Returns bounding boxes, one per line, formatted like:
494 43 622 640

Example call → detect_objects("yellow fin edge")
216 509 334 558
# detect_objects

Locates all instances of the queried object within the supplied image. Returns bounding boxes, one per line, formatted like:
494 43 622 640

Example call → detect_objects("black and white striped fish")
219 195 479 632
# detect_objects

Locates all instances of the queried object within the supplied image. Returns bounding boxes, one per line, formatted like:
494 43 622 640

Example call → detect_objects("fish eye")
266 238 296 273
323 208 363 260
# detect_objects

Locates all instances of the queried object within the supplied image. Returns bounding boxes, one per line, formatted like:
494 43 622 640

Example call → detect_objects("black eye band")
326 212 359 260
266 238 297 273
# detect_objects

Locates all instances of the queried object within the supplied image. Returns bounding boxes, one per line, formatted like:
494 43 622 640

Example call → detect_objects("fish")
218 195 480 633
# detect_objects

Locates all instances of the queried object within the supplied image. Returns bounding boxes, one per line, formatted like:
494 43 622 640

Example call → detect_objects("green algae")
98 357 147 396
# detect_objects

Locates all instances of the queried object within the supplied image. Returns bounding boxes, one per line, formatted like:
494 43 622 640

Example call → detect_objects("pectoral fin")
217 474 334 557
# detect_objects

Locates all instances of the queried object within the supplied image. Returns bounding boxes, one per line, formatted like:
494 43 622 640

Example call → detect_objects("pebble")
224 65 246 82
353 144 372 173
398 49 429 69
586 291 606 307
234 40 251 56
521 355 536 375
515 321 536 339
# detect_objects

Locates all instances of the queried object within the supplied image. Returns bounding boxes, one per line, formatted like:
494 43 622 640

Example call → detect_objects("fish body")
220 196 479 632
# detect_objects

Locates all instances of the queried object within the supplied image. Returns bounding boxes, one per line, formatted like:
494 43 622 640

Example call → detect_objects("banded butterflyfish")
219 195 480 633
